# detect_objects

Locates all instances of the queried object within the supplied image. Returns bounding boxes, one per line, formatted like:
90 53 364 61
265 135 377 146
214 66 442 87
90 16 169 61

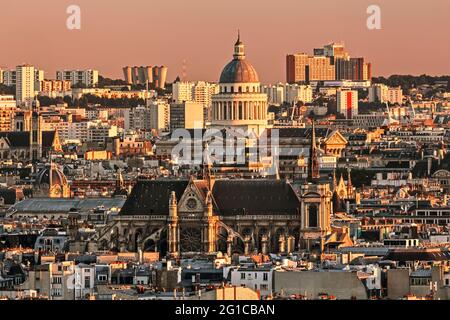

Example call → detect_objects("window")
52 276 62 284
308 204 318 228
260 284 268 291
263 273 268 281
98 274 107 282
84 276 91 288
240 273 246 280
51 288 62 297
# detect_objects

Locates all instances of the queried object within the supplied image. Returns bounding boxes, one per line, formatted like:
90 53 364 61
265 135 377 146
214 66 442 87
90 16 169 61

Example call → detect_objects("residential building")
230 267 273 297
170 101 204 130
122 66 168 89
369 84 403 105
16 64 35 108
56 69 99 87
337 89 358 119
0 95 16 131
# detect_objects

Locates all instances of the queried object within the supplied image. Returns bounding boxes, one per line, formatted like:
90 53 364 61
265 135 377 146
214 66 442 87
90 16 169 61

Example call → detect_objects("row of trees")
372 75 450 91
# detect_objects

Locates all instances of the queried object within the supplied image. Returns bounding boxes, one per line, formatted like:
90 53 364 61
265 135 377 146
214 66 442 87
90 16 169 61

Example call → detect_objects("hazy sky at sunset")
1 0 449 84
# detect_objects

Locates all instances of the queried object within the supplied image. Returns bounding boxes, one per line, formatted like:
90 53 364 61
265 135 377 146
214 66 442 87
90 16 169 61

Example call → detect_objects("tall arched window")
308 204 318 228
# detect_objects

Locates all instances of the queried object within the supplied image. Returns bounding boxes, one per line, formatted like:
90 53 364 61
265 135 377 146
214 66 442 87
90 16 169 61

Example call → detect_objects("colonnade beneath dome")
212 100 267 121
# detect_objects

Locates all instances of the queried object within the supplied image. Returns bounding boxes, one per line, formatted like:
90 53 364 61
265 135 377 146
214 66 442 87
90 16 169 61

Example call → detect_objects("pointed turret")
332 170 337 192
347 168 353 198
308 120 320 182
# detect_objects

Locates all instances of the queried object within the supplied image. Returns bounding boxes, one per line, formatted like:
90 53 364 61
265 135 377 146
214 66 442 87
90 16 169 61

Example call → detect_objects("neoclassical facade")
211 34 269 136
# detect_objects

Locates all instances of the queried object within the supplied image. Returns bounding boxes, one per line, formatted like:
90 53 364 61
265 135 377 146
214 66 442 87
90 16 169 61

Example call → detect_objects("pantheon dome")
211 33 268 136
219 37 259 83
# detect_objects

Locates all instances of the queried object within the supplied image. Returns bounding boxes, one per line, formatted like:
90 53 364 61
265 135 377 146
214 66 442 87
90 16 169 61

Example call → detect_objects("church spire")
347 167 353 197
308 119 320 182
332 170 337 191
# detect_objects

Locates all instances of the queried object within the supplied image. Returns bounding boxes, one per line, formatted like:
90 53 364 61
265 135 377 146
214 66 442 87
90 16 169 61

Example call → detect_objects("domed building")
211 33 269 136
34 163 71 198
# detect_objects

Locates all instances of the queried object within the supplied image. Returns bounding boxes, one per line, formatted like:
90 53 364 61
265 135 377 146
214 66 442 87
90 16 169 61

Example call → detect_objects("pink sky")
1 0 449 84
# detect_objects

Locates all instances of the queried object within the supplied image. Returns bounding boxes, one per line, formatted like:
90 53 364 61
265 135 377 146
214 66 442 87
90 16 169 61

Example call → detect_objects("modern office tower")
172 81 194 103
16 64 35 108
323 42 349 59
286 53 308 83
287 42 372 83
306 56 335 81
363 62 372 81
123 66 167 89
286 54 335 83
0 95 17 131
335 57 364 81
170 101 204 130
337 89 358 119
56 69 99 87
148 100 170 131
369 84 403 104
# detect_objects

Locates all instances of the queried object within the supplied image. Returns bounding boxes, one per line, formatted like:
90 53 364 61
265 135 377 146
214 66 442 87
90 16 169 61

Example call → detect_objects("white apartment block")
193 81 219 107
230 267 273 297
73 264 95 300
148 99 170 131
45 120 117 143
56 69 99 87
369 84 403 105
172 81 194 103
125 105 151 131
172 81 219 107
16 64 35 108
1 67 44 90
88 122 118 144
54 121 90 142
263 83 313 105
